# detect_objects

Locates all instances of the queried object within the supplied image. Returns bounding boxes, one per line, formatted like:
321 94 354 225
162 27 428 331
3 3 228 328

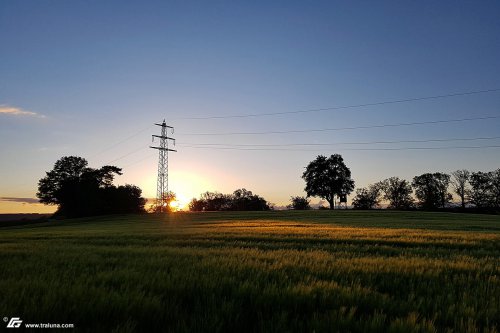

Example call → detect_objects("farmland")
0 211 499 332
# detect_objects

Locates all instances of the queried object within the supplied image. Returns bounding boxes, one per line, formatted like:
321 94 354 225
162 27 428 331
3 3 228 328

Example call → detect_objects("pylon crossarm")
152 135 175 140
150 146 177 152
155 123 174 129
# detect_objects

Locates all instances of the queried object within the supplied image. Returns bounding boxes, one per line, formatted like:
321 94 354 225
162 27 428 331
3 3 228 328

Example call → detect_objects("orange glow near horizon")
1 169 217 214
172 193 190 211
169 200 180 211
0 201 56 214
168 193 191 211
138 169 217 210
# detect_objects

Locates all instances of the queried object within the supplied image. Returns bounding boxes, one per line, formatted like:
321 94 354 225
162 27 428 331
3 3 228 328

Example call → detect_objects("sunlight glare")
169 200 180 211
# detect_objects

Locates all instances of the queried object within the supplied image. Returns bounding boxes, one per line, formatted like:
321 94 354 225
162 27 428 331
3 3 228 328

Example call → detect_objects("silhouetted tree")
188 191 229 211
202 192 231 211
37 156 89 206
230 189 270 211
352 183 382 209
188 189 270 211
105 185 147 214
287 196 311 210
468 171 494 209
412 173 452 210
188 198 205 212
37 156 146 217
491 169 500 209
379 177 414 209
451 170 470 209
302 154 355 210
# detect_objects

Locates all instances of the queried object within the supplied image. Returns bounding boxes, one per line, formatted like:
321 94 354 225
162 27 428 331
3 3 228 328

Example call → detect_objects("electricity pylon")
150 120 176 212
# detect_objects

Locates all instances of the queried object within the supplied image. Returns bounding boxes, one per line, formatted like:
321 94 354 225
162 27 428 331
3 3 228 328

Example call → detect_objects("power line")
105 146 146 164
89 125 153 158
180 115 500 136
91 116 499 166
173 88 500 120
84 88 500 157
179 144 500 152
100 135 500 168
178 135 500 148
121 153 156 169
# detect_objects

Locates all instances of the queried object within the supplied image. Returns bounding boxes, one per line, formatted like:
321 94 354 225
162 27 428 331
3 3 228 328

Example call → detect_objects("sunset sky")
1 1 500 213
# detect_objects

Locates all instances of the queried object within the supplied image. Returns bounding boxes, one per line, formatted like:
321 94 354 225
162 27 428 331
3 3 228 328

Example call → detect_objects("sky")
1 0 500 213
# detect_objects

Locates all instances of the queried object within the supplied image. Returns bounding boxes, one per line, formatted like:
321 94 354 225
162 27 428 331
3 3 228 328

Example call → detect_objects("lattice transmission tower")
150 120 176 212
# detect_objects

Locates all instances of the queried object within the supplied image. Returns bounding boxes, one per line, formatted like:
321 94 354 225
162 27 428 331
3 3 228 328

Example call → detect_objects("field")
0 211 499 332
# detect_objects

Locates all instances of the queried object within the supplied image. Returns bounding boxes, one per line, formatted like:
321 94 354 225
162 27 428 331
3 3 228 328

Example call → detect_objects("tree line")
38 155 499 216
37 156 272 217
188 189 270 211
287 154 499 212
351 169 500 211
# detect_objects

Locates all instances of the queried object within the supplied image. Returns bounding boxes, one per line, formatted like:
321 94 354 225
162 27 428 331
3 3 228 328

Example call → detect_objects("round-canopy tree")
37 156 90 206
379 177 414 210
37 156 145 217
302 154 355 209
412 172 452 210
287 196 311 210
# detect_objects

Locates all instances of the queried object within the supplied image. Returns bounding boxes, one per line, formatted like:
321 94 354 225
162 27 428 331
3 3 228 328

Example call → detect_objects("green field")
1 211 499 332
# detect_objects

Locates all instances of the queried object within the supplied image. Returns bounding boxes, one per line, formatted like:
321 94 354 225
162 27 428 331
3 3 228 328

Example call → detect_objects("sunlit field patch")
0 211 499 332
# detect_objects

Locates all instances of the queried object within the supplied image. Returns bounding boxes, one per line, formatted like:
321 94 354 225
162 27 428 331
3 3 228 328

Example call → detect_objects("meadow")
0 211 499 332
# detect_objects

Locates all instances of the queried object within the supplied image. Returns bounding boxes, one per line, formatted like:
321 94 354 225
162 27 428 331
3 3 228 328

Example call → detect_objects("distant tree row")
39 155 498 216
37 156 146 217
189 188 271 211
292 154 499 212
351 169 500 210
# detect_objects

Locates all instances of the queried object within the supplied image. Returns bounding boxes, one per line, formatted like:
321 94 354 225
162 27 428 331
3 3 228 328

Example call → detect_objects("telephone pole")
150 120 176 212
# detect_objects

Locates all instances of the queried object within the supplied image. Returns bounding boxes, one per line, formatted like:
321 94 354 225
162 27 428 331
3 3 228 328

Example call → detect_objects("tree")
352 184 382 209
37 156 145 217
37 156 89 206
451 170 470 209
490 169 500 209
107 185 147 214
202 191 231 211
287 196 311 210
188 198 206 212
188 189 270 211
230 189 270 211
379 177 414 209
302 154 355 210
468 171 494 209
412 173 452 210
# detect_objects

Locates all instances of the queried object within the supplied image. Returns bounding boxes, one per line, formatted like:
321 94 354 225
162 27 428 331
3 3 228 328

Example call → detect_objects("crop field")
0 211 499 332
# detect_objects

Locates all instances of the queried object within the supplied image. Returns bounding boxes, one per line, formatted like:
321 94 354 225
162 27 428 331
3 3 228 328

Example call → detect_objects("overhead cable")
173 88 500 120
180 115 500 136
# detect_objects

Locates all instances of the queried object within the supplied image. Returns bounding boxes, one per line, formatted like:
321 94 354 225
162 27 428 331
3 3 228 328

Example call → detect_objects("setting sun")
169 200 180 211
168 193 190 211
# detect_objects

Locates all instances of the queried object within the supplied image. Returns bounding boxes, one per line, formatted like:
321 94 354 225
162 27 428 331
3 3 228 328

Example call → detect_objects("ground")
0 211 499 332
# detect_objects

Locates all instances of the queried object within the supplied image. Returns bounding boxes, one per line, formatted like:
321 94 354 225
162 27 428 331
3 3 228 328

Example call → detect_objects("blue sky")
1 0 500 212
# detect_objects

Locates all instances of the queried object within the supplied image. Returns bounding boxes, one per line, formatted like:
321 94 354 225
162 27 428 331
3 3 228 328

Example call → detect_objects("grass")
0 211 499 332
